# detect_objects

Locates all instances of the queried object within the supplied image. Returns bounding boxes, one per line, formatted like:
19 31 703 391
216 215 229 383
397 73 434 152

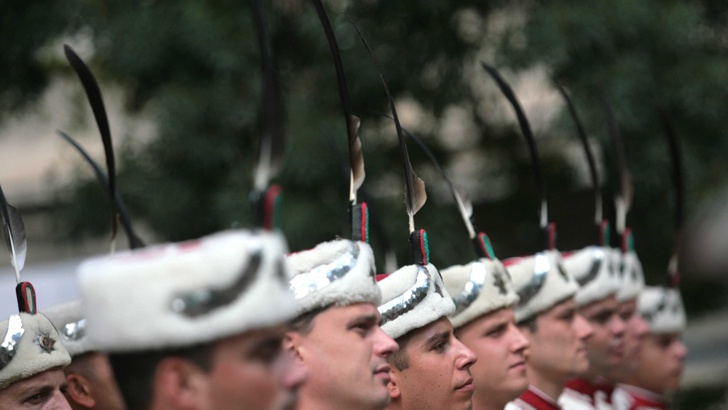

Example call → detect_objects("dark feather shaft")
482 63 547 230
310 0 365 200
351 21 426 232
601 96 632 236
556 84 602 228
64 44 118 243
58 131 145 249
251 0 285 191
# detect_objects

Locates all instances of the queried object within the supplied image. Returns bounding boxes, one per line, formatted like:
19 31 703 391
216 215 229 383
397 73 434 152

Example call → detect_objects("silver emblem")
62 319 86 342
289 242 362 300
379 265 432 326
171 246 264 317
0 315 25 371
452 262 487 314
516 253 550 308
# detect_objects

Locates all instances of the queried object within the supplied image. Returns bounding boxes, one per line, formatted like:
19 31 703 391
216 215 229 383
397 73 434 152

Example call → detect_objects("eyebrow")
425 331 450 346
348 313 379 327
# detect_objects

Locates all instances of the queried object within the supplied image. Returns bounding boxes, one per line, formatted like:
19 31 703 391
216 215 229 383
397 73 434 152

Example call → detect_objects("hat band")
452 262 487 315
516 253 550 309
289 241 362 300
171 246 265 317
379 265 432 326
577 248 606 286
0 315 25 371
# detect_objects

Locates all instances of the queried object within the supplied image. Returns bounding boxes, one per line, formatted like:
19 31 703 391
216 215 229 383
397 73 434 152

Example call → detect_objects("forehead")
0 368 66 397
404 317 452 349
580 296 618 315
539 297 576 321
459 307 513 333
314 303 379 327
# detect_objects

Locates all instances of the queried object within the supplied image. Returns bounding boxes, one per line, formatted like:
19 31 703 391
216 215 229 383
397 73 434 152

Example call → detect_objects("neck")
526 364 568 402
472 388 514 410
298 395 380 410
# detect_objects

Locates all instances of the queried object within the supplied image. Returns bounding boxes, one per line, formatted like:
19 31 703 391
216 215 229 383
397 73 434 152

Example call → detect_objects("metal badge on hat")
481 63 562 308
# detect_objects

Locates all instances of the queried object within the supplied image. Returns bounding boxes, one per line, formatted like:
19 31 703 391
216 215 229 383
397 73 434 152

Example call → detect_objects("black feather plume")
0 184 27 284
64 44 119 245
601 97 632 238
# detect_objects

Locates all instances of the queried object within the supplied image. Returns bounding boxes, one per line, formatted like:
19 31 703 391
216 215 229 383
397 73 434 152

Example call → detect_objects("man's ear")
387 369 401 399
284 332 305 362
154 357 208 409
65 373 96 408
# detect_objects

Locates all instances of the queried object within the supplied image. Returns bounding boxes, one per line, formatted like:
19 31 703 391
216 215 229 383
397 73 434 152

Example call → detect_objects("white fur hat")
286 239 380 315
442 258 519 328
638 286 686 334
505 250 580 323
377 263 455 340
562 246 620 307
614 249 645 303
43 300 91 358
0 312 72 390
78 229 297 353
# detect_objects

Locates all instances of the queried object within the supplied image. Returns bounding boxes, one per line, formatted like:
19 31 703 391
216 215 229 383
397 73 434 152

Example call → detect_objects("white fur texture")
442 258 519 328
377 264 455 340
79 230 297 353
614 249 645 303
42 300 90 358
0 313 71 389
562 246 621 307
505 250 580 323
286 239 380 315
638 287 686 334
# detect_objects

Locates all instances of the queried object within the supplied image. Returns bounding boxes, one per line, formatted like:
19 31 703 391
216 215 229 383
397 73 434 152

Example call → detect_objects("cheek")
210 361 279 406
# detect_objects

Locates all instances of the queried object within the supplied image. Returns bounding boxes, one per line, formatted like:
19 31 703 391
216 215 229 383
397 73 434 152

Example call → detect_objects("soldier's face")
63 352 125 410
0 368 71 410
286 303 398 409
609 298 649 380
631 332 686 394
521 298 593 383
455 308 529 409
579 295 626 376
389 317 477 410
204 325 307 410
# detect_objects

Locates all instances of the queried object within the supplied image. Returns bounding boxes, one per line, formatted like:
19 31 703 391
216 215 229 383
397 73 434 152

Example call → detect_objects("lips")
374 364 391 382
509 360 526 370
455 377 474 392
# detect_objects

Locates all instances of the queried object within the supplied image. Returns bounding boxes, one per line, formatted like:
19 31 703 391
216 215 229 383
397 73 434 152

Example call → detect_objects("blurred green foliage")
2 0 728 308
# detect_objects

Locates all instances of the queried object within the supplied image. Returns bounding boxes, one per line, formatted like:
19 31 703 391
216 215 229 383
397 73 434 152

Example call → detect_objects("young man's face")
456 307 529 408
204 324 308 410
389 316 477 410
607 299 649 381
287 303 398 409
0 369 71 410
521 298 593 383
579 295 626 377
630 332 687 394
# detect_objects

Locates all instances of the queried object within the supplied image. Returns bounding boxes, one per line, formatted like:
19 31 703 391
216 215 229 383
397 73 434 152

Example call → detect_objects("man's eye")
486 325 506 338
432 342 447 352
25 392 48 405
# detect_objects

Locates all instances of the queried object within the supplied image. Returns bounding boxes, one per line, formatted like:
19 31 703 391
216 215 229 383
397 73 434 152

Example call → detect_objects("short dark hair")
288 305 330 335
389 331 415 371
109 342 214 410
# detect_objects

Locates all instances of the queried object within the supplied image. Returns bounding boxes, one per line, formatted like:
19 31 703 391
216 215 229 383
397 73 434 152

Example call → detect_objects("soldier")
77 230 307 410
285 239 398 410
377 248 478 410
443 253 530 410
612 287 687 410
43 300 125 410
0 312 73 410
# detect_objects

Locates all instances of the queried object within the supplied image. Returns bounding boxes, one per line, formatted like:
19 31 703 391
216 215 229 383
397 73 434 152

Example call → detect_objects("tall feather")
0 184 27 284
655 102 684 288
310 0 365 203
63 44 119 247
251 0 285 191
57 131 145 249
602 97 633 237
482 63 548 231
556 84 602 229
351 22 426 233
400 125 476 239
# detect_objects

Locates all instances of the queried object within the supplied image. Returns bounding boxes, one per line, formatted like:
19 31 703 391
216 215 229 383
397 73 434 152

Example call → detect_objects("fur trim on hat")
442 258 519 328
505 250 580 323
42 301 90 358
562 246 620 307
79 230 297 353
614 249 645 303
377 264 455 340
0 313 71 390
638 287 686 334
287 239 380 315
